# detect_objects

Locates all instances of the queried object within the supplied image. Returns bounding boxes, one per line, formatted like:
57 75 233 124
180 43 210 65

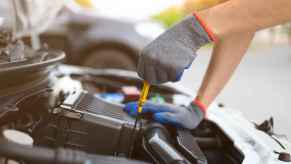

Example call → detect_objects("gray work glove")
138 15 213 84
124 101 205 130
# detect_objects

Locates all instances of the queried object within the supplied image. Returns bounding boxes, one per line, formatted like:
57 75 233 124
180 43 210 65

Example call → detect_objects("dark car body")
38 10 150 70
0 1 150 70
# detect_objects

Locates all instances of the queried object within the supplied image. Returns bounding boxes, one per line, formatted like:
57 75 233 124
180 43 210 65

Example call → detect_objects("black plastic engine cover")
36 90 140 156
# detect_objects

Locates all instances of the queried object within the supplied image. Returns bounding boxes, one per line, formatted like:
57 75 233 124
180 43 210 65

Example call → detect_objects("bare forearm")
197 32 254 107
198 0 291 37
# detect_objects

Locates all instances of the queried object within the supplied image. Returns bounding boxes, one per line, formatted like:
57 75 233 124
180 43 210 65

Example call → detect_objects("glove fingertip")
137 57 146 80
175 70 184 81
185 55 195 69
124 102 138 114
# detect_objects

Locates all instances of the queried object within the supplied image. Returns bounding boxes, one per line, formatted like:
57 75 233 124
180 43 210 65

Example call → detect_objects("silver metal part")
61 90 84 109
2 129 33 146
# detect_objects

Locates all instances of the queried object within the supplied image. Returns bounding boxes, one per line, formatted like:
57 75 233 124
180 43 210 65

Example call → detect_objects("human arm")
124 32 254 129
196 32 255 107
138 0 291 85
124 0 291 129
198 0 291 38
195 0 291 107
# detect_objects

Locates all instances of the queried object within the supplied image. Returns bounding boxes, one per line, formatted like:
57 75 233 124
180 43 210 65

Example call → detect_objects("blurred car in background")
0 0 165 70
34 1 164 71
39 10 149 71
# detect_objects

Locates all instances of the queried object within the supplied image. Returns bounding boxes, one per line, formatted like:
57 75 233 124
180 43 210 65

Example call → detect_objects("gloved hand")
123 101 206 130
138 14 216 84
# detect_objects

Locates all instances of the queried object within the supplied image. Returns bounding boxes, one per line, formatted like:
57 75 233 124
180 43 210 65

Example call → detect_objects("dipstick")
128 81 150 157
137 81 150 113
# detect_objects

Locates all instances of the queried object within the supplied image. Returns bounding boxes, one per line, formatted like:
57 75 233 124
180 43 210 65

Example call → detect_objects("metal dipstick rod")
128 81 150 157
137 81 150 113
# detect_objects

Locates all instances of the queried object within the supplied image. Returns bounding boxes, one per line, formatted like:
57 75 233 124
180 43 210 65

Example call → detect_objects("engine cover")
39 90 140 156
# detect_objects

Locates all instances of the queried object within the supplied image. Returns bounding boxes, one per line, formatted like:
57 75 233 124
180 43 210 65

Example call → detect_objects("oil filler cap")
2 129 33 146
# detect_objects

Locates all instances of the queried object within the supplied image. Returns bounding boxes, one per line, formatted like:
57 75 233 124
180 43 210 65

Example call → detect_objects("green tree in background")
152 6 185 28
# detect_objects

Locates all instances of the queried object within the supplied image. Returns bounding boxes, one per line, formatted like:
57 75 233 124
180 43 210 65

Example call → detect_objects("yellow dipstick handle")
137 81 150 113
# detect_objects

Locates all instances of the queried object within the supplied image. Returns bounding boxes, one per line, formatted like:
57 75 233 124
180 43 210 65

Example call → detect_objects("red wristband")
192 12 218 43
192 99 207 116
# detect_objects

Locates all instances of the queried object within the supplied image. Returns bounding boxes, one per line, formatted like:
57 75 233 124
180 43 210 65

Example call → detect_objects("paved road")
178 44 291 138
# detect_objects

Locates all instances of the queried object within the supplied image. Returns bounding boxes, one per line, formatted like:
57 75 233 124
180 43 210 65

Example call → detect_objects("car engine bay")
0 42 244 164
2 28 291 163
